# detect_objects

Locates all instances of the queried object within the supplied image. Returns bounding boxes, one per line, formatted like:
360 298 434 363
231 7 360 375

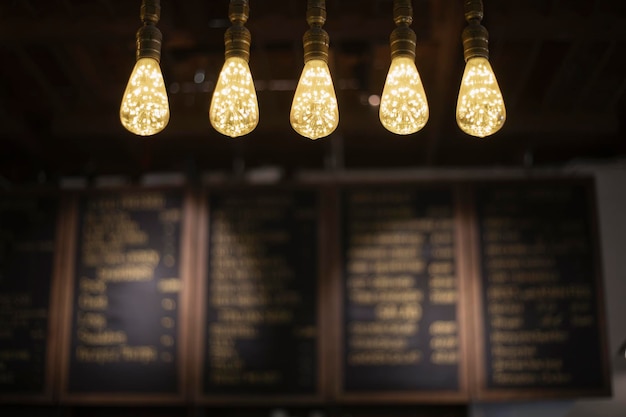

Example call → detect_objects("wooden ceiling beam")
0 103 27 137
11 46 67 115
0 100 67 173
178 0 209 36
18 0 36 16
540 41 584 113
0 16 395 45
61 44 110 103
60 0 73 14
0 17 137 44
0 5 623 44
505 113 619 135
573 41 616 112
609 76 626 112
508 40 542 112
489 12 626 42
96 0 115 17
425 0 465 165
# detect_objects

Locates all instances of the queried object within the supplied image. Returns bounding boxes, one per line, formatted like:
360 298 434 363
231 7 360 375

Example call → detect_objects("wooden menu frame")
466 177 612 401
57 186 195 404
192 184 328 405
330 180 471 403
0 172 613 406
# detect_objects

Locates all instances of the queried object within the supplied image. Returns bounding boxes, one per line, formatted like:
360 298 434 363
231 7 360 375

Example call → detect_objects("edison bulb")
290 60 339 140
209 56 259 138
456 56 505 138
379 56 429 135
120 57 170 136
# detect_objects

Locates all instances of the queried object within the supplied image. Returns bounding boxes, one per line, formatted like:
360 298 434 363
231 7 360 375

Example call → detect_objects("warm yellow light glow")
379 56 429 135
456 56 505 138
290 60 339 140
120 57 170 136
209 56 259 138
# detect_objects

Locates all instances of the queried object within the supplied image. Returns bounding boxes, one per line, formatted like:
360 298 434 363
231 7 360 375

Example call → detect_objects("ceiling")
1 0 626 184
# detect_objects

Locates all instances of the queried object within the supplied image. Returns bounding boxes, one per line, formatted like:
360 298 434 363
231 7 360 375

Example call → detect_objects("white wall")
471 165 626 417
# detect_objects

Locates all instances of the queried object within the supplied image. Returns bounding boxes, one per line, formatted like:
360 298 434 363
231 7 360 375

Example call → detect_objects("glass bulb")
209 57 259 138
456 56 506 138
120 57 170 136
379 56 429 135
290 60 339 140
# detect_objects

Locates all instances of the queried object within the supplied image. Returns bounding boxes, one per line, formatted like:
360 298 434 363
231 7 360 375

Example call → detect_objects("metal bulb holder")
462 0 489 62
390 0 416 60
456 0 506 138
303 0 329 64
120 0 170 136
379 0 429 135
136 0 162 62
209 0 259 138
224 0 252 62
290 0 339 140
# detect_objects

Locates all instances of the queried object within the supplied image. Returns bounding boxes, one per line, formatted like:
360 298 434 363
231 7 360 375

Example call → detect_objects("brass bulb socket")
303 27 329 63
136 24 162 62
390 26 417 60
464 0 484 22
229 0 249 24
393 0 413 26
306 0 327 27
140 0 160 25
224 25 251 61
462 22 489 61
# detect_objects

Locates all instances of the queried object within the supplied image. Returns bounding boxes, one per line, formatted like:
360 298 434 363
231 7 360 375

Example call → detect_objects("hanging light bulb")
209 0 259 138
379 0 429 135
290 0 339 140
456 0 505 138
120 0 169 136
120 58 169 136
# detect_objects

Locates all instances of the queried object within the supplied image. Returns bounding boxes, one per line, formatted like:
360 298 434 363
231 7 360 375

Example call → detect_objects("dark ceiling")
1 0 626 184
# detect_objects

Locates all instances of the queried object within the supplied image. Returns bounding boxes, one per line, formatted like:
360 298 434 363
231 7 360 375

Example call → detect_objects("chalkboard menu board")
65 190 186 397
474 180 610 398
341 187 463 395
0 196 58 397
202 190 318 397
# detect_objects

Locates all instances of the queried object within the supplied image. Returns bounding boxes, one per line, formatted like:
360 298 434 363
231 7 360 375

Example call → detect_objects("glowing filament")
290 60 339 140
456 57 506 138
209 57 259 138
120 57 170 136
379 56 429 135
